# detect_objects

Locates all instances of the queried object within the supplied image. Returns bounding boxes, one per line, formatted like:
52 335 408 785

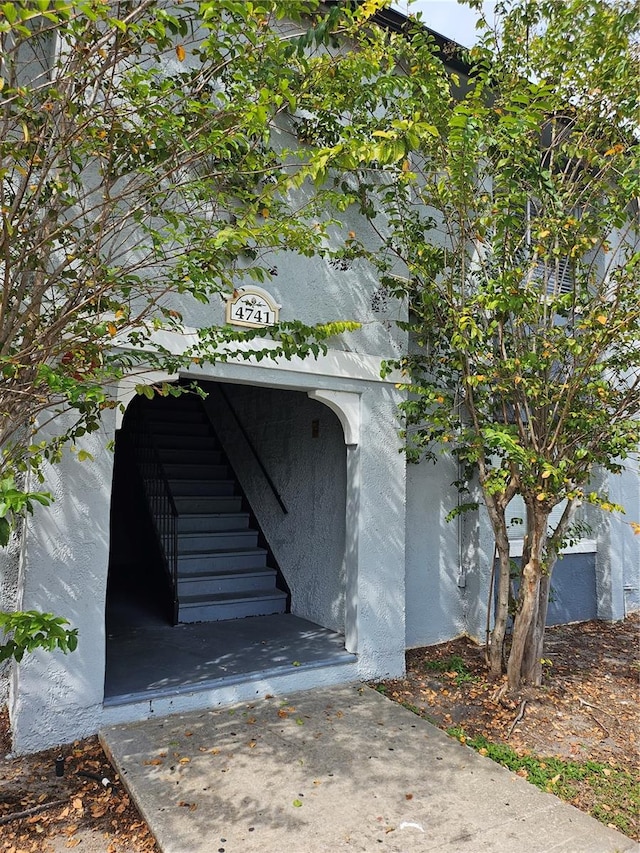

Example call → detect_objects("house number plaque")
225 286 280 328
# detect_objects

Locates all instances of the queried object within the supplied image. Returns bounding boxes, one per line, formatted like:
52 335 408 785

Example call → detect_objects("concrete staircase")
136 394 287 623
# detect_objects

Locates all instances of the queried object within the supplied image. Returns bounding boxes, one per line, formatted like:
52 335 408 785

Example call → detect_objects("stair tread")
178 566 276 579
179 529 257 538
174 497 241 503
179 546 267 558
180 589 287 605
167 474 236 483
178 512 249 519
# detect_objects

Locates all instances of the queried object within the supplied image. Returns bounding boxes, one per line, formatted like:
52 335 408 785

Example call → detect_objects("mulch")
0 713 157 853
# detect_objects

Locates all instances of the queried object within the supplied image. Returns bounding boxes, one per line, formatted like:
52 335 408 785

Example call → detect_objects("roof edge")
324 1 472 76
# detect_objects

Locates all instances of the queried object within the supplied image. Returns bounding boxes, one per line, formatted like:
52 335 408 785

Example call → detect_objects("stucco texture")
10 409 116 753
203 382 347 632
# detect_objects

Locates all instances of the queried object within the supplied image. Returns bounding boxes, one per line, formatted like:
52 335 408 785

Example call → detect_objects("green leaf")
0 517 10 547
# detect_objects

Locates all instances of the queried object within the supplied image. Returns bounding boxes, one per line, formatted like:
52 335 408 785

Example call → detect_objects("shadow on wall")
202 382 348 634
12 411 117 749
172 179 409 365
405 453 466 648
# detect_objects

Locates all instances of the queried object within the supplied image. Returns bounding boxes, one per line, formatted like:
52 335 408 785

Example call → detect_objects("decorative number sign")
225 286 280 328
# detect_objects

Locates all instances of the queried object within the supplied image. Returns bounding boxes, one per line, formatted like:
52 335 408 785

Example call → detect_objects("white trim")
115 328 400 387
308 389 361 446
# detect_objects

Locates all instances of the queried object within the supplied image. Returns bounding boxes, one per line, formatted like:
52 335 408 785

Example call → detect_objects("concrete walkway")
100 684 636 853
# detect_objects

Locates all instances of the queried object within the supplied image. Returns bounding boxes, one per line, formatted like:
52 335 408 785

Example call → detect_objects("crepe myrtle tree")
0 0 377 661
297 0 640 687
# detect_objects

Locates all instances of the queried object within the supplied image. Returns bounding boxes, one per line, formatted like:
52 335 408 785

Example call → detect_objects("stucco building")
2 6 638 754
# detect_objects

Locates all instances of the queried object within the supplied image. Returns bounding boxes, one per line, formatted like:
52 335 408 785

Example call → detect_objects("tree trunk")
489 527 512 677
522 552 562 684
506 507 548 690
521 574 550 685
521 499 579 684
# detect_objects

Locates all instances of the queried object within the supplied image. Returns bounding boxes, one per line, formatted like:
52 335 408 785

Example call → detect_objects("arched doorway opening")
104 379 352 703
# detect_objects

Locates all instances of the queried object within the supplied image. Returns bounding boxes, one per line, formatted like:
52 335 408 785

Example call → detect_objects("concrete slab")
105 613 355 705
101 684 636 853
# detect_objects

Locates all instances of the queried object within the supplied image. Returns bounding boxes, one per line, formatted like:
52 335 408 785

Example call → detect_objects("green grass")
447 727 639 838
424 654 476 686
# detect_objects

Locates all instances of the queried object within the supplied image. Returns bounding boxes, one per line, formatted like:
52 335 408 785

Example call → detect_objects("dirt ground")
0 714 157 853
0 614 638 850
378 613 639 840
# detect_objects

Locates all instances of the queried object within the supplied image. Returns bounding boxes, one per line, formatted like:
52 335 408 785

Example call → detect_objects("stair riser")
178 550 267 572
178 595 287 623
169 480 235 496
173 496 243 514
178 571 276 596
178 531 259 552
158 450 224 465
177 513 250 533
164 464 228 479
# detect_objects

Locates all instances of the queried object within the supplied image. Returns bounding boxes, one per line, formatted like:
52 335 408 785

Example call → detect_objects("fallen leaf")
91 805 108 818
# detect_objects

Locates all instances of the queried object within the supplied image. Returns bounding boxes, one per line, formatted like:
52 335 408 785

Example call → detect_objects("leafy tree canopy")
0 0 373 486
295 0 640 686
0 0 380 660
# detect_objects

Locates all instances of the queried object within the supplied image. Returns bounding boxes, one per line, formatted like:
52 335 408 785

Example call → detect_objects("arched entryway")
9 348 407 754
104 379 352 703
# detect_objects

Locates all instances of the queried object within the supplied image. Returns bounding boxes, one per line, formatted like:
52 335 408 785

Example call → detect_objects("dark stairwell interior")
107 390 290 630
104 387 355 705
